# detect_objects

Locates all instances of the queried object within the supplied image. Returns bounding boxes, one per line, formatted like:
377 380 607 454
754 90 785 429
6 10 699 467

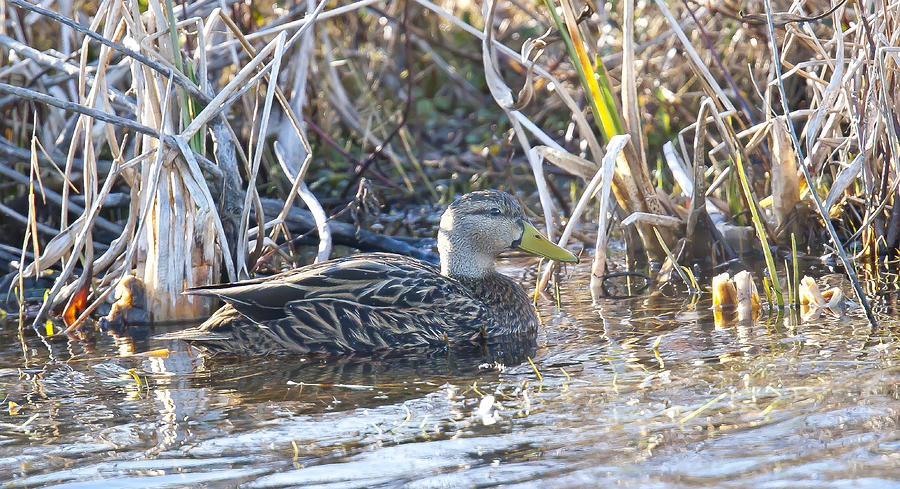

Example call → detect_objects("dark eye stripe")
471 208 504 217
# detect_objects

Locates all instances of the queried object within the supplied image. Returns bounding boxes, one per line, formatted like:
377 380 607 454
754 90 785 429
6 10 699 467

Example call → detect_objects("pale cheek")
471 229 505 253
487 232 508 251
496 224 517 249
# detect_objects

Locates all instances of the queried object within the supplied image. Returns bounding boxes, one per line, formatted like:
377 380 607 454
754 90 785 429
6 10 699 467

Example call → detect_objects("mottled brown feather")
157 190 549 355
161 253 537 355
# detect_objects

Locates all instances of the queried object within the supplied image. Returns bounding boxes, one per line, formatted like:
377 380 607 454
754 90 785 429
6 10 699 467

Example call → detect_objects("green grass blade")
734 153 783 307
653 227 699 294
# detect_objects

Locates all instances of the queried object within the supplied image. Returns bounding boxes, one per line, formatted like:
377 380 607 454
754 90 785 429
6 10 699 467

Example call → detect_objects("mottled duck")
160 190 578 355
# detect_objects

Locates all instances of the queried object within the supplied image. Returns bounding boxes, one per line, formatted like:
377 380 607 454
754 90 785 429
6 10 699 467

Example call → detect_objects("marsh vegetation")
1 0 899 486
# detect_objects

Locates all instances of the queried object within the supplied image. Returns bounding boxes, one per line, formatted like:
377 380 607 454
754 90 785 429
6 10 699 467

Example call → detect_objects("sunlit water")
1 259 898 488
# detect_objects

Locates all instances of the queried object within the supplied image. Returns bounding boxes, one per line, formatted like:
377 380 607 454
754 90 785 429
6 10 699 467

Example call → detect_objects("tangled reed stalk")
1 0 893 331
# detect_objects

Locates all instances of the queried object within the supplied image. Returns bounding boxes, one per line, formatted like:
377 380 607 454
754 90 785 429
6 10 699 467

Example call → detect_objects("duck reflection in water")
186 337 538 408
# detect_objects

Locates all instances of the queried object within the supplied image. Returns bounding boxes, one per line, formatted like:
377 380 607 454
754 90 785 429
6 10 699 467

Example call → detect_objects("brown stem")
339 0 414 199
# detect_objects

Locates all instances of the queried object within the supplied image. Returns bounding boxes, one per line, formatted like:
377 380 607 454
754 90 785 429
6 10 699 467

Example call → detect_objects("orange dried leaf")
62 283 90 327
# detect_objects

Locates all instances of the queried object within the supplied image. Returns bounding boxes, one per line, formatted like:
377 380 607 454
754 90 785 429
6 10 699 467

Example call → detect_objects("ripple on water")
1 261 898 488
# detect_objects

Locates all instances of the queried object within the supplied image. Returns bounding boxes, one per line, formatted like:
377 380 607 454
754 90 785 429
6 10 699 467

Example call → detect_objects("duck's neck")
440 252 496 279
438 229 496 279
437 221 538 336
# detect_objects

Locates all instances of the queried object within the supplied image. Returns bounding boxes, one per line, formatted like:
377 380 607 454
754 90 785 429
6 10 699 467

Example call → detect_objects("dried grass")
0 0 894 331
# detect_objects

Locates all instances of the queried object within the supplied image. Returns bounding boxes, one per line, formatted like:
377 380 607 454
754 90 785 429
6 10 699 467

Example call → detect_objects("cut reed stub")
799 276 844 321
712 271 761 326
733 271 762 322
712 272 737 310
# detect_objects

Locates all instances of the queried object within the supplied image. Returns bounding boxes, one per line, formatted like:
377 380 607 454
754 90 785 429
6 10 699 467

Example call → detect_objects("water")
1 260 898 488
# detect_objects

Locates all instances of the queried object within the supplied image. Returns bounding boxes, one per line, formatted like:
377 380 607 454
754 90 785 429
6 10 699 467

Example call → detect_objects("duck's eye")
489 208 503 216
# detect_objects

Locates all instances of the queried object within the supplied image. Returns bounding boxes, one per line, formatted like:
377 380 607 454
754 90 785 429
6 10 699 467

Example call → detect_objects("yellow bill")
514 221 579 263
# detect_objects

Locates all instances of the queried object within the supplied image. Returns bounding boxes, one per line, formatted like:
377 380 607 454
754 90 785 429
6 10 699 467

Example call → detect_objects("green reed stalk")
791 233 799 307
734 153 783 307
653 227 699 294
784 258 792 309
540 0 622 142
163 0 201 152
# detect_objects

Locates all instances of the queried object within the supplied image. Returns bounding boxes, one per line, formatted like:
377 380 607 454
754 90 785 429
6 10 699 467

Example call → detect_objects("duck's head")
437 190 578 278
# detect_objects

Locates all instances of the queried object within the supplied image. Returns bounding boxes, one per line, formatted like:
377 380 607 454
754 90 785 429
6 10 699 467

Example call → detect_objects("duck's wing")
186 254 496 353
182 258 338 322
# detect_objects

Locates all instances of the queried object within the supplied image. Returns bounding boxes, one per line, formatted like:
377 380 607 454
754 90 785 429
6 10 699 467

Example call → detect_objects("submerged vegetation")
0 0 898 334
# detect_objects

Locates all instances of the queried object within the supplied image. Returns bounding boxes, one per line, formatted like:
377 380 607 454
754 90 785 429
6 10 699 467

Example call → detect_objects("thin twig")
8 0 209 103
762 0 877 327
340 0 414 199
0 83 223 181
0 160 122 235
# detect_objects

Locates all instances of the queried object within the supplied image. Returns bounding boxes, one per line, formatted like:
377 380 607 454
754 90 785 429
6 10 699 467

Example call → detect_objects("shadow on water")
0 259 898 488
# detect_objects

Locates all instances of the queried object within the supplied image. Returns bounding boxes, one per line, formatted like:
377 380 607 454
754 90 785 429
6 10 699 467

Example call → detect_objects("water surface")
1 260 898 488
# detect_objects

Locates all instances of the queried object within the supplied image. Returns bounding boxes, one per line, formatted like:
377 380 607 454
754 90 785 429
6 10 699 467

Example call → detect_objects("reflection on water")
0 261 898 488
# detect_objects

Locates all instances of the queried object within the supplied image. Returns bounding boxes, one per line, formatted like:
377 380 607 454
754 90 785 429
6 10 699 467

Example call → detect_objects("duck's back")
164 253 518 355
